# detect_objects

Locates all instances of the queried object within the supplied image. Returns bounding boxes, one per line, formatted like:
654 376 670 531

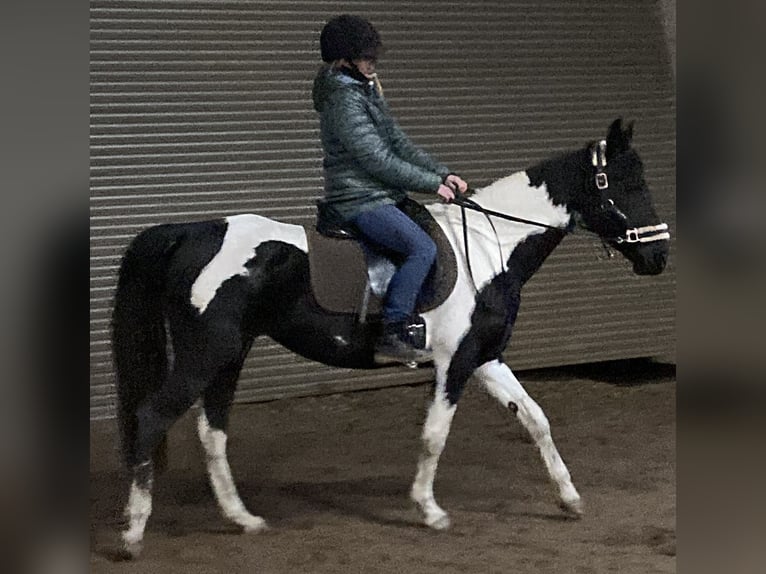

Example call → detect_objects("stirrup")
373 345 432 366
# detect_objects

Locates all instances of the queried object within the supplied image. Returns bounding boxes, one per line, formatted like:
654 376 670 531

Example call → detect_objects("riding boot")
374 320 432 364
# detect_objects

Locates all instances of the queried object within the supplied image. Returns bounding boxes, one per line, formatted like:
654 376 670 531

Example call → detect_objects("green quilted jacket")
312 65 450 221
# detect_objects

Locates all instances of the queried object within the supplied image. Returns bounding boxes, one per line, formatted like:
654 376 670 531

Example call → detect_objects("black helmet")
320 15 382 63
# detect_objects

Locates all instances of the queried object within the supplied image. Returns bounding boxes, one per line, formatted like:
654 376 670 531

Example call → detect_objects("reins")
452 194 564 232
450 192 567 293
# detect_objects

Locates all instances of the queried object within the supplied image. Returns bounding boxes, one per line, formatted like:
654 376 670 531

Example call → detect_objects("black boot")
374 320 432 364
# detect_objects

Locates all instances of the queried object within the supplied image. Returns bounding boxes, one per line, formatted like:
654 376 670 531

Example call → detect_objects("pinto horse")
112 118 669 556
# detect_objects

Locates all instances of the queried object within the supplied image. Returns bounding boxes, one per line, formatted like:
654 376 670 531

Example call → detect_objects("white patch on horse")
431 172 571 294
479 172 571 230
122 478 152 553
191 214 308 314
411 386 456 530
421 393 455 455
197 412 267 532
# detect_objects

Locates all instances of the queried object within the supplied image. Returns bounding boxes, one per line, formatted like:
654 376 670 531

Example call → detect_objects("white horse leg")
410 364 457 530
122 461 153 557
197 412 267 532
476 360 583 515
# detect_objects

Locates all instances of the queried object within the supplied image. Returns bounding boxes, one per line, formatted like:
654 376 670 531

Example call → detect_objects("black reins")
452 194 564 231
450 192 568 293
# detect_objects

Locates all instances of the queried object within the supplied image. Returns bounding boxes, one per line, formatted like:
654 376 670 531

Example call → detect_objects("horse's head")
572 118 670 275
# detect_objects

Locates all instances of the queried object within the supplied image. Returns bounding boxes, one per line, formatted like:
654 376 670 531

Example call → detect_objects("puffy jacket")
312 65 450 221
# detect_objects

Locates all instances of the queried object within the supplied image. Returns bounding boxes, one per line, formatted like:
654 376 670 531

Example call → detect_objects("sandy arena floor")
90 360 676 573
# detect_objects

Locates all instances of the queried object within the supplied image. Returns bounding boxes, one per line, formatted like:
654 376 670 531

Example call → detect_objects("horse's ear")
625 120 635 142
606 117 632 158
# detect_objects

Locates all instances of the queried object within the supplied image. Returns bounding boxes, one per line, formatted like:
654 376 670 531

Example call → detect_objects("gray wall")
90 1 676 419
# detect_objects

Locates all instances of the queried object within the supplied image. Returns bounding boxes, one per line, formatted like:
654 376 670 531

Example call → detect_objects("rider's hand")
444 174 468 194
436 183 456 203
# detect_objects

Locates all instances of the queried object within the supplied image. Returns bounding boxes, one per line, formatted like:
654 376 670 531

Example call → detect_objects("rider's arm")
326 89 443 193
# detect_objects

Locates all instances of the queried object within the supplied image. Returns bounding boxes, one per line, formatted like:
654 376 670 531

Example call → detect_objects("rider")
312 14 468 363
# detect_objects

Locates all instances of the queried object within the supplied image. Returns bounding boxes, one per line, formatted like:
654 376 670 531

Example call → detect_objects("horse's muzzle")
631 242 669 275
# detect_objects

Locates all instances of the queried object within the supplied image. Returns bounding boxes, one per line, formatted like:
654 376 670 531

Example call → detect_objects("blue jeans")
352 203 437 323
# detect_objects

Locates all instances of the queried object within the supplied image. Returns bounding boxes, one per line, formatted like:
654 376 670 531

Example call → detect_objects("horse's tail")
112 223 183 470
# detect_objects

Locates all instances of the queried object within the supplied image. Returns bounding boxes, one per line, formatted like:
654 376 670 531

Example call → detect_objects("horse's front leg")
410 359 457 530
410 346 474 530
475 360 584 516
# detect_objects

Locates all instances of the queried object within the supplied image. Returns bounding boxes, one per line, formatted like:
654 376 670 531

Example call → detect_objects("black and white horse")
112 119 669 556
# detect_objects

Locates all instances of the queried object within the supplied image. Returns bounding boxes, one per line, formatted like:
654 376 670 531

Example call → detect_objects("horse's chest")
465 274 522 350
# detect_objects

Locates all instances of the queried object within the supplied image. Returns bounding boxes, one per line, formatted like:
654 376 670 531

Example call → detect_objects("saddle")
307 197 457 318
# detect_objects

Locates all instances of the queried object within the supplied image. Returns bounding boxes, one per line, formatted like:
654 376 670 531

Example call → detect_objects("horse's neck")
468 162 574 261
476 148 585 225
473 171 571 230
446 151 584 286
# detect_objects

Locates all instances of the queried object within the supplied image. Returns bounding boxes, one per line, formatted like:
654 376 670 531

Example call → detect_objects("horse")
111 118 670 557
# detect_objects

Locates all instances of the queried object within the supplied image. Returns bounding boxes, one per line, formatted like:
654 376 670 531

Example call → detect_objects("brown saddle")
306 198 457 318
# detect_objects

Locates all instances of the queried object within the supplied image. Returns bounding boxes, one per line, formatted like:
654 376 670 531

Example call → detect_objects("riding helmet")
320 15 382 62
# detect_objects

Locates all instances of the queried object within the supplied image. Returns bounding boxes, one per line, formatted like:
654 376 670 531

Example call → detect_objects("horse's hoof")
558 497 585 518
121 537 143 560
426 513 451 531
240 515 268 533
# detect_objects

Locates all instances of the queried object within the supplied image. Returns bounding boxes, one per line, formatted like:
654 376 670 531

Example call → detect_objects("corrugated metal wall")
90 0 676 419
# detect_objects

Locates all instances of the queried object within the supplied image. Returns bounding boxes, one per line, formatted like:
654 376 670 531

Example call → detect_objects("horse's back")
222 213 308 253
125 214 307 274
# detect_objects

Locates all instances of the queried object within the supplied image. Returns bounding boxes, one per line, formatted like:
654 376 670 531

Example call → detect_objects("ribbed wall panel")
90 0 676 419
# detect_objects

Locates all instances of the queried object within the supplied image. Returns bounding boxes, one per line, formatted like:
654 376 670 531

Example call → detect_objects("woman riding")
312 14 468 363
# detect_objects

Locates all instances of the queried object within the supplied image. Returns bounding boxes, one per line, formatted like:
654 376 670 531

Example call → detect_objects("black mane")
525 147 590 208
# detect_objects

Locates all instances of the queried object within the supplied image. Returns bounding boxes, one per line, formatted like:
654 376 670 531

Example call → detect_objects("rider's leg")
352 203 436 361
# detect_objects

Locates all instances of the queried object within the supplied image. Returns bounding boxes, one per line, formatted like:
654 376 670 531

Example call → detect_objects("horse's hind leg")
121 325 248 556
121 367 210 556
122 459 154 557
475 360 583 516
197 348 267 533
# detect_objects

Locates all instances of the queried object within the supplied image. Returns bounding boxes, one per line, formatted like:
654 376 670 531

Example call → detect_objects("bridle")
588 139 670 245
451 139 669 291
